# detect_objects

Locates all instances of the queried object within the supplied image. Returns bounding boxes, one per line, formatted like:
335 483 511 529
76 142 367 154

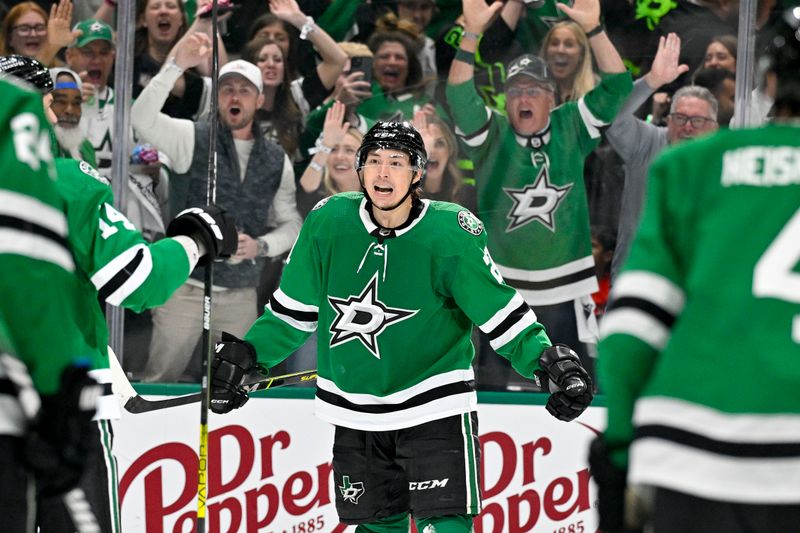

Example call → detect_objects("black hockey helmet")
0 55 53 94
759 8 800 113
356 121 428 171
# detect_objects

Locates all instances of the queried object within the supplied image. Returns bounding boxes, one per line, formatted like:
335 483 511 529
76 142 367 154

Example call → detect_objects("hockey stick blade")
123 369 318 414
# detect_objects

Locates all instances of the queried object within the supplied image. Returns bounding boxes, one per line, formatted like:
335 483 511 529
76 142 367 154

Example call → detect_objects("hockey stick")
198 3 221 531
122 369 318 414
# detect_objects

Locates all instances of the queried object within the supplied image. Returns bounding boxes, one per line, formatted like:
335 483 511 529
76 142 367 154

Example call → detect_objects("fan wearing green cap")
446 0 632 390
65 18 116 174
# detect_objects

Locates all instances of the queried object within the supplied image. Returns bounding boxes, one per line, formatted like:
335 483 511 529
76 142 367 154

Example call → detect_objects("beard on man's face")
54 122 87 153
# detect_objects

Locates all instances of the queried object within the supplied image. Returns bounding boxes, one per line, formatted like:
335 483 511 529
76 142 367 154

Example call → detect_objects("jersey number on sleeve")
98 203 136 239
483 246 504 284
753 207 800 343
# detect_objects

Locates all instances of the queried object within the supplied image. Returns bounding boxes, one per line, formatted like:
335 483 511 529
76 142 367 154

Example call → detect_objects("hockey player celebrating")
0 54 238 532
0 75 100 532
590 9 800 533
210 120 594 531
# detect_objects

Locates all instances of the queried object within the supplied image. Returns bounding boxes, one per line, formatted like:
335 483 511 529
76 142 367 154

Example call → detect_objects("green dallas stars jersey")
0 78 92 397
54 158 192 350
599 124 800 503
54 158 193 416
446 72 632 305
244 193 552 430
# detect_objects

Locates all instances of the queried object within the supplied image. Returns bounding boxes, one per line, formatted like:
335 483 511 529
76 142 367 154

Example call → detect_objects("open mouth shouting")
378 67 404 90
85 69 105 86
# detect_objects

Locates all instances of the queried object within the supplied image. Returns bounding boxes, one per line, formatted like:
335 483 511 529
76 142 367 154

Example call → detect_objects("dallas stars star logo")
328 272 418 359
503 165 573 232
90 21 105 33
339 476 365 504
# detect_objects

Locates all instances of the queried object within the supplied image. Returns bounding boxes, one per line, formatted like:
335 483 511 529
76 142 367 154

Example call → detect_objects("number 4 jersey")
599 124 800 503
244 193 553 431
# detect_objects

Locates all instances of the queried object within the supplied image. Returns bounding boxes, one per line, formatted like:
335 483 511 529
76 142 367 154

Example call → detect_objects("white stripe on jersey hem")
634 396 800 442
97 244 154 306
600 308 669 349
479 292 528 333
0 190 68 237
497 255 595 282
273 288 319 313
315 393 477 431
612 271 686 316
577 97 607 139
267 302 318 332
0 228 74 271
490 310 537 351
629 439 800 503
316 368 474 405
454 107 492 147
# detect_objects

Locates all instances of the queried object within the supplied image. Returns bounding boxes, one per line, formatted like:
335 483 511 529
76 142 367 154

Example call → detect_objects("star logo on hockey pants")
503 165 573 232
328 272 419 359
339 476 366 504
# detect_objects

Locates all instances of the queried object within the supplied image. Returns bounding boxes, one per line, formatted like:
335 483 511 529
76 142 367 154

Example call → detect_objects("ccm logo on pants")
409 479 449 490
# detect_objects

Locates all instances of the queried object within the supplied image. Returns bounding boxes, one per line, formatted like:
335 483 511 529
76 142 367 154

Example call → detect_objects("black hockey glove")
588 436 628 533
535 344 593 422
167 205 237 265
210 332 259 414
25 363 101 496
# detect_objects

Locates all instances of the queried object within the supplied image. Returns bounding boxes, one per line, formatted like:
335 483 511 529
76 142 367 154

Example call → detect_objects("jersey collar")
514 120 551 149
359 197 429 240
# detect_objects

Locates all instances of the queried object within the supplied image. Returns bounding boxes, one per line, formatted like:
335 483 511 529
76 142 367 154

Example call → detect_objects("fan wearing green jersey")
446 0 633 388
0 53 239 533
590 9 800 533
208 120 593 532
0 75 101 533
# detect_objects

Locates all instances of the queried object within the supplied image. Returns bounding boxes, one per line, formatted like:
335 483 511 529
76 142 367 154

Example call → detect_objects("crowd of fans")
0 0 791 390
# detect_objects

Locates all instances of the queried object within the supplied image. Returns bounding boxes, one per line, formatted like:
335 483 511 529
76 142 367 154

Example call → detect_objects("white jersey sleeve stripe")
600 307 670 350
0 190 68 237
578 97 607 139
489 310 537 351
273 288 320 313
0 228 74 272
266 302 318 332
90 244 153 305
612 271 686 316
479 293 528 333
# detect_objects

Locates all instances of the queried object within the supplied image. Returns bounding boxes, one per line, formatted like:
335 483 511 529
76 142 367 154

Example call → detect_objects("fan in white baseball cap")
218 59 263 94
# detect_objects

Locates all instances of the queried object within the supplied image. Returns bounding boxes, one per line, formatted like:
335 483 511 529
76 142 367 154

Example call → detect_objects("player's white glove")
535 344 593 421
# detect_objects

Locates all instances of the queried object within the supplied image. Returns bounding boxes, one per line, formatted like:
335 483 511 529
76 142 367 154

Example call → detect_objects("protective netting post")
106 1 136 364
732 0 759 127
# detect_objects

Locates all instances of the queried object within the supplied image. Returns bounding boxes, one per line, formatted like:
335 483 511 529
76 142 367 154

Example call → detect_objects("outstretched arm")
557 0 625 73
131 33 211 173
270 0 347 90
38 0 80 66
447 0 503 86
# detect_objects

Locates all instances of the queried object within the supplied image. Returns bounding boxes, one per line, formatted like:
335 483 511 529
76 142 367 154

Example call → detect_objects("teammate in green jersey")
209 120 594 532
0 54 239 532
0 74 102 532
590 10 800 533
